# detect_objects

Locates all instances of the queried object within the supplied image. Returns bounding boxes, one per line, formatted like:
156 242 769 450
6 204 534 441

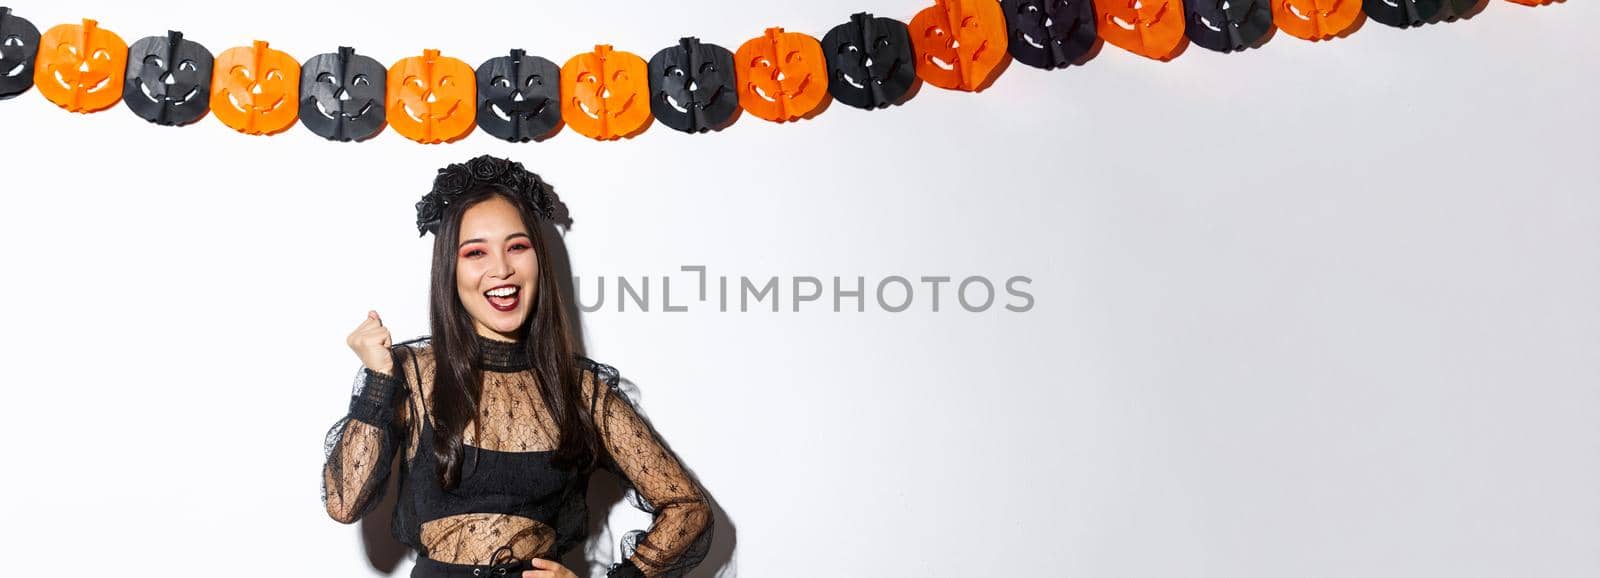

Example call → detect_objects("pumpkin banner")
0 2 1565 143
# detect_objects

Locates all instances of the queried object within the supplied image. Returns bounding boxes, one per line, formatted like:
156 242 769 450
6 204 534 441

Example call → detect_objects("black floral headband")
415 155 571 237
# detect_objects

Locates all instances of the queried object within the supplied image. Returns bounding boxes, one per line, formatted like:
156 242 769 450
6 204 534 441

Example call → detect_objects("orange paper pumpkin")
33 18 127 113
560 45 652 141
1272 0 1362 40
1092 0 1186 60
908 0 1010 91
212 40 299 135
387 49 476 144
734 27 829 123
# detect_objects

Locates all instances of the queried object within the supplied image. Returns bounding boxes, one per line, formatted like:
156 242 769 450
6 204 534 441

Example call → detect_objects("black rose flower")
467 155 512 180
433 165 472 196
415 194 444 236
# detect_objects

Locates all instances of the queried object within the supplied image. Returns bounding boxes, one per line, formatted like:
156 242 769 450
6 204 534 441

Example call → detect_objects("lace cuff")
348 367 403 426
606 559 645 578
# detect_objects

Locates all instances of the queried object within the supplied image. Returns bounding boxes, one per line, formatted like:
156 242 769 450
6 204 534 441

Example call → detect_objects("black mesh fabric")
323 334 712 576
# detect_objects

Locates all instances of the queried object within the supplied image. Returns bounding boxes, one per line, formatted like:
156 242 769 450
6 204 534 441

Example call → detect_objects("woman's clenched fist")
347 310 394 375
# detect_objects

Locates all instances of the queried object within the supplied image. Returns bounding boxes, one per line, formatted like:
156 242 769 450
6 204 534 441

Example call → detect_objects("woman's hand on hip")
347 310 394 374
523 558 578 578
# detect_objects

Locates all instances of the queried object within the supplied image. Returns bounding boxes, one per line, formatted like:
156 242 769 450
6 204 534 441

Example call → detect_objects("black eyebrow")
458 232 531 249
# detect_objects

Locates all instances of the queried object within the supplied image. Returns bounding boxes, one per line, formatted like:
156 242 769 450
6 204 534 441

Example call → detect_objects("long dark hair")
426 182 599 490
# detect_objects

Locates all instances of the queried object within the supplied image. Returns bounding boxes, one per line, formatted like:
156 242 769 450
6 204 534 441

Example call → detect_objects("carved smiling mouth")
402 98 459 123
928 42 989 72
4 62 22 78
226 90 283 114
664 88 723 114
490 99 548 122
751 75 811 103
139 81 200 105
1286 0 1341 20
576 93 635 120
1022 31 1047 50
53 68 110 93
841 59 899 91
314 97 374 121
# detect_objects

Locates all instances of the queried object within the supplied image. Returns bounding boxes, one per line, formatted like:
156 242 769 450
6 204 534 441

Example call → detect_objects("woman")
322 155 712 578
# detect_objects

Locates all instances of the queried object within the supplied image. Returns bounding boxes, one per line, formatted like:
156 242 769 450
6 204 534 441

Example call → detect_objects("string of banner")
0 0 1562 143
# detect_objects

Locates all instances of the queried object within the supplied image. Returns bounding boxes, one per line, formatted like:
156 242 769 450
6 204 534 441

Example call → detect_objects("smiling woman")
322 155 712 578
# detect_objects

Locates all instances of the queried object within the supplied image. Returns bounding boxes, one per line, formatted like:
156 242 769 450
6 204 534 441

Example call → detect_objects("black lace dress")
322 333 712 577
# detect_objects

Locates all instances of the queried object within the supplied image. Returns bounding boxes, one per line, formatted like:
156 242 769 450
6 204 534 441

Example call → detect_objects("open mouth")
485 284 521 312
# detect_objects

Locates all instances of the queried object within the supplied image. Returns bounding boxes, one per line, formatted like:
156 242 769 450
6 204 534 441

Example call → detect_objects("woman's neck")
473 331 531 372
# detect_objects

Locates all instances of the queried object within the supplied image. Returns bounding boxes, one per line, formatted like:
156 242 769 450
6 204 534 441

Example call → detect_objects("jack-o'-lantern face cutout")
735 27 829 123
1092 0 1186 60
34 18 127 113
1363 0 1444 28
821 12 918 110
0 7 41 100
648 37 739 133
1000 0 1098 70
123 31 212 126
388 49 476 144
300 46 387 142
910 0 1010 91
1271 0 1361 40
476 49 562 142
560 45 652 141
1184 0 1274 53
212 40 299 135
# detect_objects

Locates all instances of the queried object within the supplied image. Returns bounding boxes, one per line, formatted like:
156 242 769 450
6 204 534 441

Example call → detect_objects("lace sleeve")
583 360 714 578
322 352 409 524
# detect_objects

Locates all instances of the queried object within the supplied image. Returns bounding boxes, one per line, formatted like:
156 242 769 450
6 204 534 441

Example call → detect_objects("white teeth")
486 286 518 298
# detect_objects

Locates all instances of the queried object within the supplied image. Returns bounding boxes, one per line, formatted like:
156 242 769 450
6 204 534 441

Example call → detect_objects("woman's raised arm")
323 311 411 524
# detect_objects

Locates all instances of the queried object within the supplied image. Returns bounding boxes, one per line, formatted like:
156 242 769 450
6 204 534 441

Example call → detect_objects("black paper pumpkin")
647 37 739 133
1437 0 1483 21
299 46 386 142
1184 0 1274 53
821 12 917 110
475 48 562 142
1364 0 1445 28
1000 0 1098 70
0 6 41 100
122 31 213 126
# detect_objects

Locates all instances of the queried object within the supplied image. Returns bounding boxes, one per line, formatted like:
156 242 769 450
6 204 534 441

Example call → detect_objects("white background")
1 1 1596 576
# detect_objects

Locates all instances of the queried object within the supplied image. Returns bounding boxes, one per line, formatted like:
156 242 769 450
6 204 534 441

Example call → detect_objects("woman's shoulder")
388 336 436 373
574 354 620 387
391 335 433 353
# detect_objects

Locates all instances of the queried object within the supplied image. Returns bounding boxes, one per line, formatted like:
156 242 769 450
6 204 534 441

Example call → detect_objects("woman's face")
455 195 539 341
